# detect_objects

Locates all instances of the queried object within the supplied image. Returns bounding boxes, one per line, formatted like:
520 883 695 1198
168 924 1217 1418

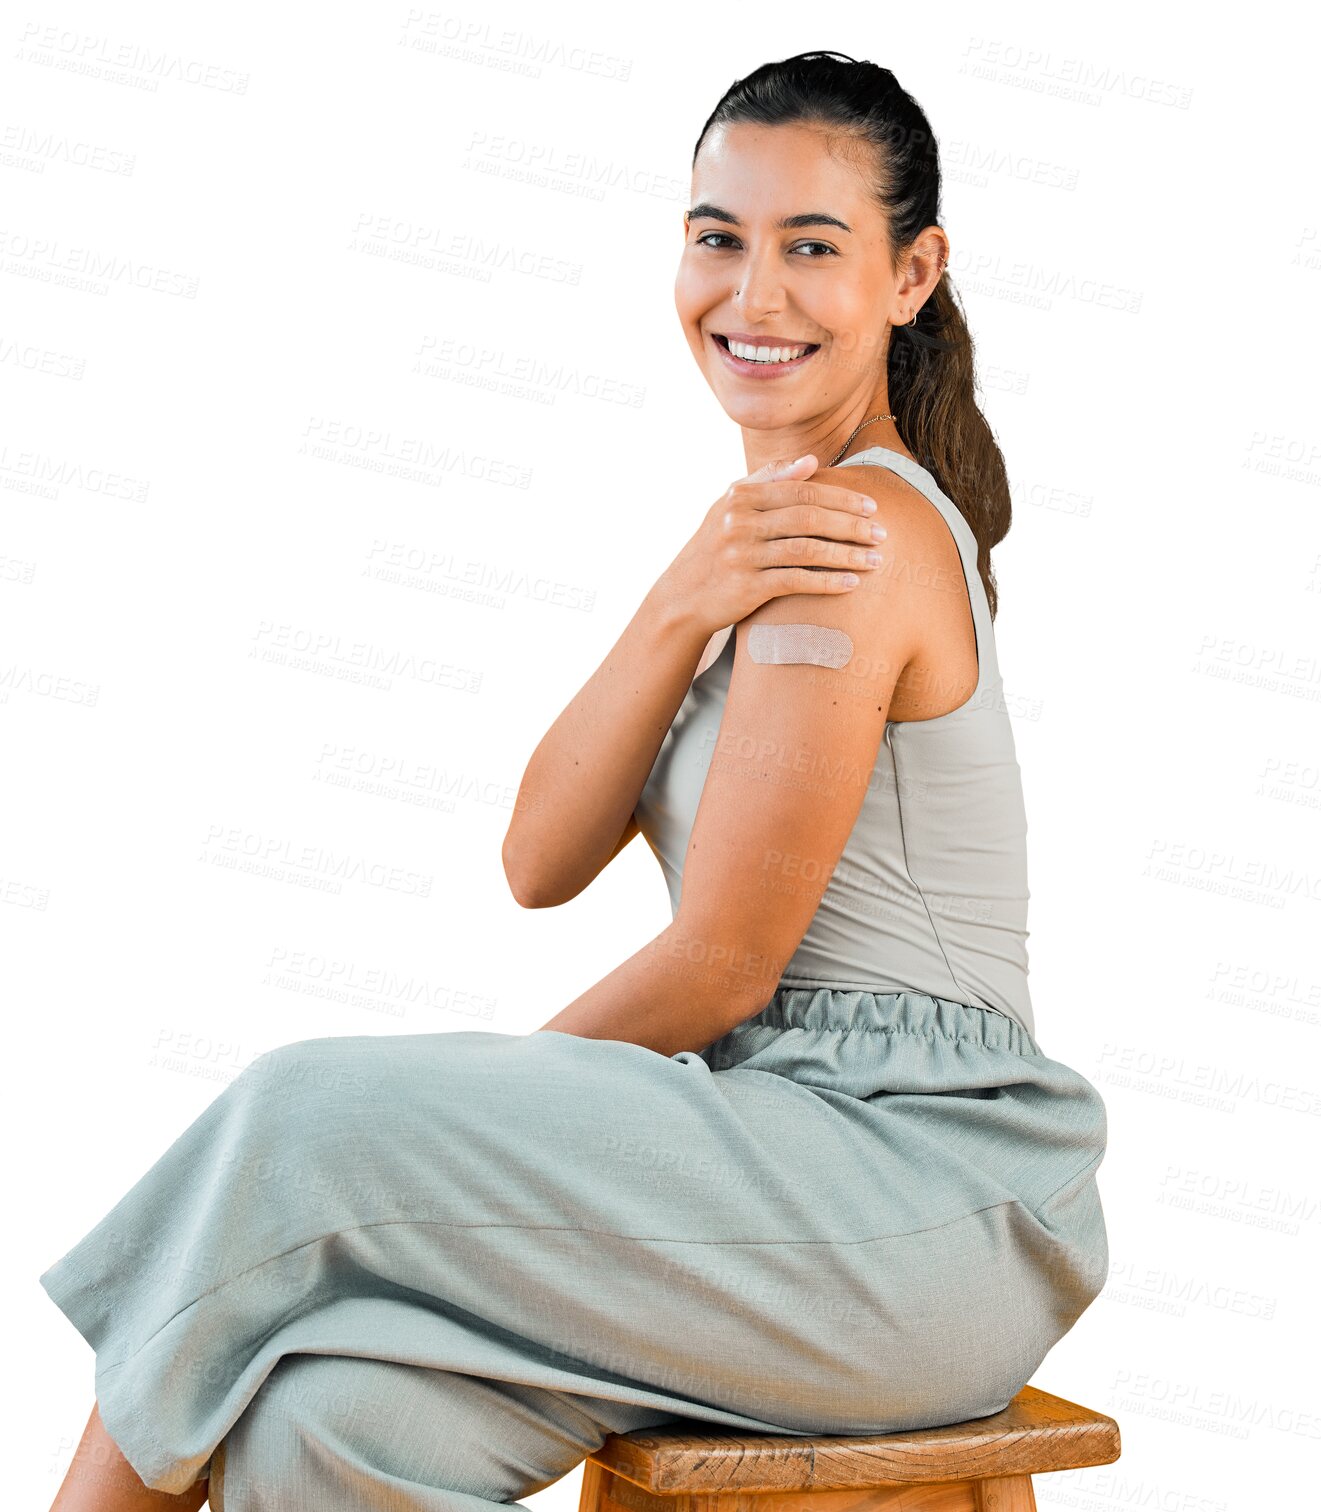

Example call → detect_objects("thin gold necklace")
828 412 897 468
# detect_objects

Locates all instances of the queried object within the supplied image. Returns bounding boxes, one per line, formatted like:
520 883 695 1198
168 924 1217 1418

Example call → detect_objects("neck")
741 408 904 475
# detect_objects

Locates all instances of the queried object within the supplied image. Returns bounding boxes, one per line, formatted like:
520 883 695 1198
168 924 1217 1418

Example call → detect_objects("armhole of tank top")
838 451 992 714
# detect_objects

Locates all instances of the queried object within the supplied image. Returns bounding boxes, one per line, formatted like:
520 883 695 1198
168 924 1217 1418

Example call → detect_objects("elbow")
502 844 548 909
508 879 549 910
502 837 567 909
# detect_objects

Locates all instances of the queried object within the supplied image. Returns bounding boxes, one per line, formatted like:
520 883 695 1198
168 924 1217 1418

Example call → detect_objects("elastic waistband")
695 985 1049 1098
727 985 1041 1057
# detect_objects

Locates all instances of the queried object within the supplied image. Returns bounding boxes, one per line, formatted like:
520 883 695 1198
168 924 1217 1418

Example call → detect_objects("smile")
710 332 821 377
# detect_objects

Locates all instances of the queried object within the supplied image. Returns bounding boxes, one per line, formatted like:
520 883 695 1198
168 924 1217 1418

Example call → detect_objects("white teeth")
727 338 812 364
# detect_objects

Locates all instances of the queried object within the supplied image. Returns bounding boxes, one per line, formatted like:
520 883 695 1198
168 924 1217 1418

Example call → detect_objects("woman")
39 52 1108 1512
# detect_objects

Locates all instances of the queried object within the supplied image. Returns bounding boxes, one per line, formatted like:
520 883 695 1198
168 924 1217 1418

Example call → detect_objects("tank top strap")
835 447 1000 692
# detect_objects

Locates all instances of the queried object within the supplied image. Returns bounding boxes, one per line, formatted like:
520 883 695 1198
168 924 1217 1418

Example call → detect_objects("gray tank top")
634 446 1035 1041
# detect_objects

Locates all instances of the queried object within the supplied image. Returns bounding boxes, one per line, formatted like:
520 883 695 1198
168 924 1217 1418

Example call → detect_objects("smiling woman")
37 49 1109 1512
673 116 956 470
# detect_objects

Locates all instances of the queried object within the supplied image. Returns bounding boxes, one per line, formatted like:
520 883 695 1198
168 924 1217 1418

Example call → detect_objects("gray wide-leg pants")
208 1356 677 1512
39 987 1109 1510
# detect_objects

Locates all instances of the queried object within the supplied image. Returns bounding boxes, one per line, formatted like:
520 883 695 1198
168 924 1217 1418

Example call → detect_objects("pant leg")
39 1000 1106 1495
209 1352 680 1512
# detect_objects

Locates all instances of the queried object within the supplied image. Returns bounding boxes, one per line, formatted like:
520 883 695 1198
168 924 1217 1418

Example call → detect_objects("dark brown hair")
693 50 1011 618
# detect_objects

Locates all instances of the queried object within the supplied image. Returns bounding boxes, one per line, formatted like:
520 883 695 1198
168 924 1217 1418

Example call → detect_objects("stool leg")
579 1462 657 1512
578 1459 606 1512
974 1475 1037 1510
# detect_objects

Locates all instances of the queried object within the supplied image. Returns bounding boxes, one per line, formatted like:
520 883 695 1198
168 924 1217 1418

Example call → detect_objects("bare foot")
49 1402 209 1511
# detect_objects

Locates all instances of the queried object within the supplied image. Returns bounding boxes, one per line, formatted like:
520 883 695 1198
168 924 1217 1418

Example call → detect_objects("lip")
714 330 820 348
709 330 821 378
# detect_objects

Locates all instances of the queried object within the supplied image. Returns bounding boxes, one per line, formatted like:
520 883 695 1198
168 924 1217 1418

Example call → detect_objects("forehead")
690 121 876 218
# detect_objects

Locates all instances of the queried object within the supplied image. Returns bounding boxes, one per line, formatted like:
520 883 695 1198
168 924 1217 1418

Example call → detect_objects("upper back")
634 446 1036 1042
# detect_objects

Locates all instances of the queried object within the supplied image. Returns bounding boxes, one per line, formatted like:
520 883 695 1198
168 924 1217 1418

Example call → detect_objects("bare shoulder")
733 459 975 717
746 459 958 634
815 458 959 561
731 461 928 706
815 459 968 612
810 460 979 721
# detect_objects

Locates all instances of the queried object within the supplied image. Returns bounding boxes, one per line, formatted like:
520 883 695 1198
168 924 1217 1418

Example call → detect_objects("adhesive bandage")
747 623 854 669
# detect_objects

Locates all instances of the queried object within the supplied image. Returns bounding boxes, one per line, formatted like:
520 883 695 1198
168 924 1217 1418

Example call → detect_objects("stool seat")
579 1386 1120 1512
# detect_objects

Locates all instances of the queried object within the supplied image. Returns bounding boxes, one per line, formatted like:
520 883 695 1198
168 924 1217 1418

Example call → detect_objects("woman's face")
674 121 910 432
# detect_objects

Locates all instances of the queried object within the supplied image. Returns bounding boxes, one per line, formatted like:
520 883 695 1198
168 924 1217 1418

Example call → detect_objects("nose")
730 244 785 324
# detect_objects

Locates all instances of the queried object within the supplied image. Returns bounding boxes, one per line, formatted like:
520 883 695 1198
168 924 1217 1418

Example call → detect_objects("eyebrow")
686 202 853 233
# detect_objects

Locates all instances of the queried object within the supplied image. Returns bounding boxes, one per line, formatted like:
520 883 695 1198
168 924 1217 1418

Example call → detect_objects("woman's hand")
656 453 887 639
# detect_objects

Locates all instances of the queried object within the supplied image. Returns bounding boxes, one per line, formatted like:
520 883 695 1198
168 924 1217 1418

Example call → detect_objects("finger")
756 535 883 574
759 501 887 547
761 565 863 595
745 451 817 483
743 479 879 520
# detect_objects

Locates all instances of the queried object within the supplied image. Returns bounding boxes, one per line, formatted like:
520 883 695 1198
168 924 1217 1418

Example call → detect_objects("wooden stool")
578 1385 1120 1512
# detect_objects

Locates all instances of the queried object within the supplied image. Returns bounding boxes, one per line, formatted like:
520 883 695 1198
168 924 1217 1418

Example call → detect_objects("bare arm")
502 455 885 909
534 918 781 1061
502 582 710 908
535 468 929 1057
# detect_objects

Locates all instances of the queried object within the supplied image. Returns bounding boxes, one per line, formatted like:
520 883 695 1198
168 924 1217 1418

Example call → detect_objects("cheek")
813 302 884 375
673 255 719 323
804 287 857 336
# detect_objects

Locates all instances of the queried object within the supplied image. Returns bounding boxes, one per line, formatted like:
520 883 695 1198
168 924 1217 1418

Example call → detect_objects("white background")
6 2 1319 1507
